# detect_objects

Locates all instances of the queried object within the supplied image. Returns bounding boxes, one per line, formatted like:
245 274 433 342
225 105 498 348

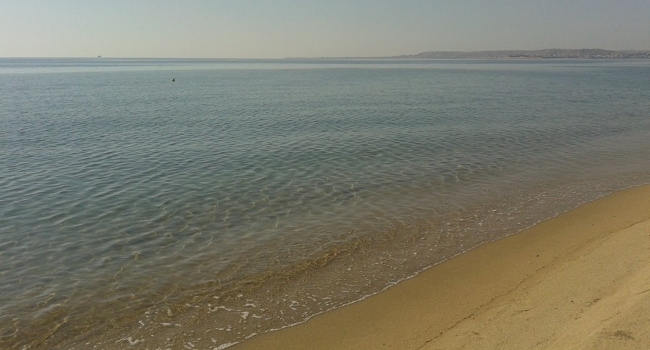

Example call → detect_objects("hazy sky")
1 0 648 58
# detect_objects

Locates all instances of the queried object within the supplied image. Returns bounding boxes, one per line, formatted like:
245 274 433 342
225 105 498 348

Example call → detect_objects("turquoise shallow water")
1 58 650 349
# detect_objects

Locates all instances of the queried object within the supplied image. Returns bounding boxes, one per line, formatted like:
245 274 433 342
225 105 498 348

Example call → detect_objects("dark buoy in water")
171 78 176 82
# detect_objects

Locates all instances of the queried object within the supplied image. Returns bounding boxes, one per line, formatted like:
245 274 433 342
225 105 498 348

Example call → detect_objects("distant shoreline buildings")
395 49 650 59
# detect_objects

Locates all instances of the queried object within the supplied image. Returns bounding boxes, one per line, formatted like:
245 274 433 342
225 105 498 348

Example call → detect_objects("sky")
1 0 648 58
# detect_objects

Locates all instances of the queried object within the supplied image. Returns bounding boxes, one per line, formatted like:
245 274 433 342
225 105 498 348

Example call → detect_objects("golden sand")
232 185 650 350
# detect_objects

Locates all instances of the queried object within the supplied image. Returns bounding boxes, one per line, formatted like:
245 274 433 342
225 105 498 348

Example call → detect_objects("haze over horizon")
1 0 648 59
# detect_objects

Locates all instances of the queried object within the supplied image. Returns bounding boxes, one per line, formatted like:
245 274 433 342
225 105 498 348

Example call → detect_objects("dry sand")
232 185 650 350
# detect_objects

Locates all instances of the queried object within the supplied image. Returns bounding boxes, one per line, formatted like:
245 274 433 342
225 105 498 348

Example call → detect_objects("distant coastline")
393 48 650 59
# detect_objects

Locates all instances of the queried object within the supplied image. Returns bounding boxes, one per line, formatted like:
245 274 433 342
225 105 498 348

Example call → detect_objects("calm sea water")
1 58 650 349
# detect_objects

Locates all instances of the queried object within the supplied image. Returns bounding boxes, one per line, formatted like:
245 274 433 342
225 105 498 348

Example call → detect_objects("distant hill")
394 49 650 59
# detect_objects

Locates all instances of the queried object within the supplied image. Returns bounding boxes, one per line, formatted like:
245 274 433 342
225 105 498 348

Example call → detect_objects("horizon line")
2 48 650 60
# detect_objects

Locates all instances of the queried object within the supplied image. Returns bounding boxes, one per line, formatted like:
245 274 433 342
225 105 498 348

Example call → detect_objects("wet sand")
232 184 650 350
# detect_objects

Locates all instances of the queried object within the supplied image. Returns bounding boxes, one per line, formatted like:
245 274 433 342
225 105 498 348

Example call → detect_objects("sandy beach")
232 184 650 350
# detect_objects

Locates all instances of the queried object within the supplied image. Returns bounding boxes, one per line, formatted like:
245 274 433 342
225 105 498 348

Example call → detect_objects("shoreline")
231 184 650 349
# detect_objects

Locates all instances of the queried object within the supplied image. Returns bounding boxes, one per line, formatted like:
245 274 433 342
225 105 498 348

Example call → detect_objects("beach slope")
233 185 650 350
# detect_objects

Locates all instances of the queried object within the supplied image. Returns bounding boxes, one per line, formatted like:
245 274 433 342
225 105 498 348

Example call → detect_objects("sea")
1 58 649 349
